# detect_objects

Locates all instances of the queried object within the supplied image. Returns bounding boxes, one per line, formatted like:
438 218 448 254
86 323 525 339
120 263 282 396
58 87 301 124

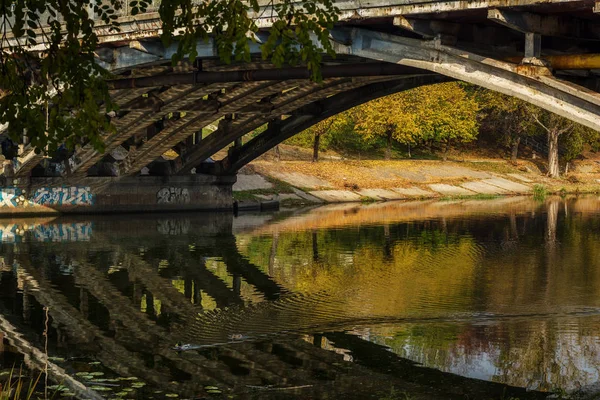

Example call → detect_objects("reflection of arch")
213 75 448 175
1 227 550 399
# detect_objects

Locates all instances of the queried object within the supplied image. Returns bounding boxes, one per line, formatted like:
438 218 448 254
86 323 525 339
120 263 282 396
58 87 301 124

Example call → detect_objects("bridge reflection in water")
1 198 599 399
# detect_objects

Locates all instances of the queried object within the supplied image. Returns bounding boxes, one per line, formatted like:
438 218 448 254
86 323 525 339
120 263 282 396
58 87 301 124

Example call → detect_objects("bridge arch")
206 75 449 176
333 28 600 132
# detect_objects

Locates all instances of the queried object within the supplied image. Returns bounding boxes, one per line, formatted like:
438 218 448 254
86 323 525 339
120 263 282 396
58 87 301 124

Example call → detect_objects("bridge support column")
524 32 541 59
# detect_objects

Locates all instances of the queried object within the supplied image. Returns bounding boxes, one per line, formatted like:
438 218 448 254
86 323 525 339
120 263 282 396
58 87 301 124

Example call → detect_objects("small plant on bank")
0 366 45 400
559 188 568 198
533 184 548 201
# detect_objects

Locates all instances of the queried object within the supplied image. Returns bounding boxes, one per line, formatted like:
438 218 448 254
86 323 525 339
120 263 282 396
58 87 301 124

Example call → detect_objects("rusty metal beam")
507 54 600 69
488 8 600 40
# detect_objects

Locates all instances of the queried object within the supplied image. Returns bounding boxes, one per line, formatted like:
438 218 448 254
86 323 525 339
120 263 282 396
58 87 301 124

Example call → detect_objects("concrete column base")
0 174 236 216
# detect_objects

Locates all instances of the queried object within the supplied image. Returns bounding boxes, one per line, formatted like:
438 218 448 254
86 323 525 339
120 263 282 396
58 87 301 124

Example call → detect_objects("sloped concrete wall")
0 174 235 215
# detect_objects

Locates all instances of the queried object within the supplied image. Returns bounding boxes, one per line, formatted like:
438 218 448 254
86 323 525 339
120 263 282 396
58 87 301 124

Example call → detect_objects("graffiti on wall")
157 187 190 204
0 186 95 208
31 187 94 206
0 188 28 207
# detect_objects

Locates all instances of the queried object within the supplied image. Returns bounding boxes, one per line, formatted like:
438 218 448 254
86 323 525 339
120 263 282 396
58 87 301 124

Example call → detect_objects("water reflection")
0 197 599 398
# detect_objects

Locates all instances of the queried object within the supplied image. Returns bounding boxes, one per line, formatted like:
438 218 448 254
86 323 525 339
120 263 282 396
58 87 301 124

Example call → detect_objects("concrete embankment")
0 175 235 216
233 159 600 207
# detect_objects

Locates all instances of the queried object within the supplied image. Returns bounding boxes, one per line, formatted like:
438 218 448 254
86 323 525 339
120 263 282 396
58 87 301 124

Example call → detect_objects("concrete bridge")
1 0 599 213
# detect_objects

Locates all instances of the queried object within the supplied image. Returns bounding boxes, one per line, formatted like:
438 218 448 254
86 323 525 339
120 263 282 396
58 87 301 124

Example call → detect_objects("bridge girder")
332 28 600 132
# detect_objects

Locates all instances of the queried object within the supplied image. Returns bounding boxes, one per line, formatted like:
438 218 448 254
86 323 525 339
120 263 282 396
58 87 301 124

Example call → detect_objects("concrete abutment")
0 174 236 216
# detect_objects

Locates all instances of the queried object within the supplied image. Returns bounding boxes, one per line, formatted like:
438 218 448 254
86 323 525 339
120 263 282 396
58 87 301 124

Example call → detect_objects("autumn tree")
476 90 539 162
474 88 599 176
308 113 354 162
530 110 598 178
353 90 420 160
0 0 339 155
414 83 480 161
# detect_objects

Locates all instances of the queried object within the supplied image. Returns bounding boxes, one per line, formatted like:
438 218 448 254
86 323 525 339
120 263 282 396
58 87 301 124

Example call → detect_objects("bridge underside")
2 0 600 188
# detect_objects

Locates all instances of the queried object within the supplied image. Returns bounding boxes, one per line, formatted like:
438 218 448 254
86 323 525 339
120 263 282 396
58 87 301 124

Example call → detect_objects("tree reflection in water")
0 196 598 398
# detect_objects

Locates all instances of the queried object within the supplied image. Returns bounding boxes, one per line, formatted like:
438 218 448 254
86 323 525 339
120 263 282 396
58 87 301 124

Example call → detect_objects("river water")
1 196 599 399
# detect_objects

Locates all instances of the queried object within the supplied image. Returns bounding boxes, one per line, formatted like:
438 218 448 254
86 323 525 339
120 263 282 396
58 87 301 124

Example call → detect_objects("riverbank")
232 154 600 207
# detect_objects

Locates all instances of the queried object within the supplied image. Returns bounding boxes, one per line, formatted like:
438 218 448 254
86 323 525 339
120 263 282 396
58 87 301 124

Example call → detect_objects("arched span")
333 28 600 132
215 75 449 175
172 75 419 175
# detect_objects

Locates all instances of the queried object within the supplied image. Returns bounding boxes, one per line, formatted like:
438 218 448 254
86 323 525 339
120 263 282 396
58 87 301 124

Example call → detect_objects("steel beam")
121 81 290 175
70 84 228 177
507 53 600 70
488 8 600 40
524 32 541 59
107 63 430 88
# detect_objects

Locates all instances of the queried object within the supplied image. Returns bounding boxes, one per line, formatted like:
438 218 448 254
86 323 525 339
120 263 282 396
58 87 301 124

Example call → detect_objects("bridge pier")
0 174 235 216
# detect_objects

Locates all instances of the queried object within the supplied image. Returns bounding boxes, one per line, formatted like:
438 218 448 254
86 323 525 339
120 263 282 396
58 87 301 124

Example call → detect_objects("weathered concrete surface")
391 187 434 197
506 173 534 183
460 181 510 194
292 188 324 203
0 175 235 215
309 190 363 202
264 171 331 190
356 189 408 200
482 177 531 193
233 174 273 191
428 184 476 196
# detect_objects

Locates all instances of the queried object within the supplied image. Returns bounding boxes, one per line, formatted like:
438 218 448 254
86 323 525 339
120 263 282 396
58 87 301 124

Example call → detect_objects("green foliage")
414 82 480 148
476 88 541 149
288 82 480 159
0 0 339 154
476 86 600 163
533 184 548 201
0 365 45 400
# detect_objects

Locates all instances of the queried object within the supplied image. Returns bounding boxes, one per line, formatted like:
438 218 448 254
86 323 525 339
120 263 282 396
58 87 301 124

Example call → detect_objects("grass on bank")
533 184 548 201
0 366 45 400
440 193 501 201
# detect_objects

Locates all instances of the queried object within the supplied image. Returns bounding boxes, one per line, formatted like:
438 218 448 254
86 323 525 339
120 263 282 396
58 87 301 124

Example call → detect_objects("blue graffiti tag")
31 186 94 206
0 187 28 208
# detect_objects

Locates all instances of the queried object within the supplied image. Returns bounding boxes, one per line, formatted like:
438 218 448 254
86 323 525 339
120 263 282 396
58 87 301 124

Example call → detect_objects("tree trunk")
313 133 320 163
547 129 560 178
443 139 451 162
385 131 392 160
274 145 281 162
511 136 521 162
407 143 411 158
546 198 559 250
